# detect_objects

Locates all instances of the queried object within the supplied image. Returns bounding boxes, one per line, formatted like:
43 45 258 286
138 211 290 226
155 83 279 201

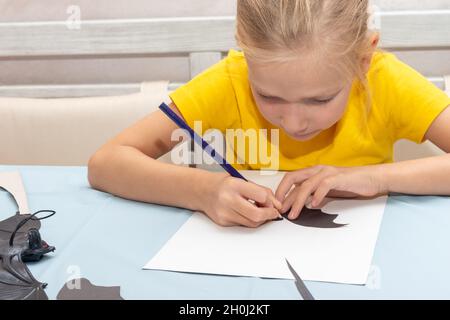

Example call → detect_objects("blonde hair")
236 0 376 84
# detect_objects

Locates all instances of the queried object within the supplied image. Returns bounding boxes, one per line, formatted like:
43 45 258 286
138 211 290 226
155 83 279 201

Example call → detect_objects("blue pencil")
159 102 284 221
158 102 248 181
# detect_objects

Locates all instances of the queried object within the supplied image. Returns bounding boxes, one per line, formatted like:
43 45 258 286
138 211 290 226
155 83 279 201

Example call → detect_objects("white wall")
0 0 449 86
0 0 237 22
1 0 449 23
373 0 450 10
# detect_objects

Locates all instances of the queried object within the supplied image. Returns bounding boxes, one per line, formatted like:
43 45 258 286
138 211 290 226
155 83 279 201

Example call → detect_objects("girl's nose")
280 105 309 133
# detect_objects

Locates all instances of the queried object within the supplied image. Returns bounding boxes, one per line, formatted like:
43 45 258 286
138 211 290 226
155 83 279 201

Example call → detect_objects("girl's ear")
361 32 380 74
369 32 380 49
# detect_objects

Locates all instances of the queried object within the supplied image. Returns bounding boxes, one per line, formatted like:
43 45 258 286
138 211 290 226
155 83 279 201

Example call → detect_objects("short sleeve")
169 57 241 134
380 54 450 143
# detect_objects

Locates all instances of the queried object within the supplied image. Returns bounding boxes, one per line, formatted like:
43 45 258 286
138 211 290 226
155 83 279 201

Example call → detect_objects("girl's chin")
288 130 321 141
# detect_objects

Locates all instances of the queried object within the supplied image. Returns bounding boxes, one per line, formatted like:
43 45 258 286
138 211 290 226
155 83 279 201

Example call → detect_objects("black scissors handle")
286 259 315 300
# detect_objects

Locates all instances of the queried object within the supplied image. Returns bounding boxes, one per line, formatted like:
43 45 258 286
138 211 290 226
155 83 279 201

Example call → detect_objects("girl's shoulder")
188 49 248 85
366 51 450 144
367 50 430 94
223 49 249 78
368 50 403 78
226 49 246 61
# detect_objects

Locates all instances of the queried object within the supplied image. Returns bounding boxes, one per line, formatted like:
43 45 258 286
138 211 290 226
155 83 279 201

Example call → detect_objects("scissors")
285 259 315 300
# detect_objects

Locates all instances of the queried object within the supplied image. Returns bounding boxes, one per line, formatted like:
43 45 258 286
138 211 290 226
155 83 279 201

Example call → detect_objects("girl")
88 0 450 228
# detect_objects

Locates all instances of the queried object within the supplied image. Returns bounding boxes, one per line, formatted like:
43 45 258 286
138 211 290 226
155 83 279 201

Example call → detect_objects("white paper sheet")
144 171 386 284
0 171 30 215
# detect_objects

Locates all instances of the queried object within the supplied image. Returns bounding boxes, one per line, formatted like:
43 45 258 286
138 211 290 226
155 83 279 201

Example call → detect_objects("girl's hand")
275 165 388 219
202 173 282 228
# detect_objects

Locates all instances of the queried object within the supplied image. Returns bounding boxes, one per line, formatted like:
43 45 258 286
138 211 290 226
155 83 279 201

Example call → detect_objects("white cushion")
0 81 169 166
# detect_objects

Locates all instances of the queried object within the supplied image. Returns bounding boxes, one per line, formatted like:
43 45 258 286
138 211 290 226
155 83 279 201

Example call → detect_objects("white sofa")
0 81 170 166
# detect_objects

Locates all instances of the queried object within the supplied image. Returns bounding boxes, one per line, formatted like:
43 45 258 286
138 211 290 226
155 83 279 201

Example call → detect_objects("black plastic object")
0 210 55 300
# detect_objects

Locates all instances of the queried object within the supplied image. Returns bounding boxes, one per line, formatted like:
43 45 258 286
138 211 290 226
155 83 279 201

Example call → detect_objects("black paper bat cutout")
282 207 347 228
0 211 55 300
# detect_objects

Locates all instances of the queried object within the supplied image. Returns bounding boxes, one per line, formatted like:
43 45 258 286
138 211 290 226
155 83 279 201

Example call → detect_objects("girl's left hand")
275 165 388 219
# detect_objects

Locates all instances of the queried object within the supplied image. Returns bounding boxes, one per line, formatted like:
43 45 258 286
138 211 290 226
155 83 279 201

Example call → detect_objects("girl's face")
247 52 353 141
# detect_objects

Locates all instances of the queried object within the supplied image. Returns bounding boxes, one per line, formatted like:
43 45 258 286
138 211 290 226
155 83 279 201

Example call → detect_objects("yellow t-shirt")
170 50 450 171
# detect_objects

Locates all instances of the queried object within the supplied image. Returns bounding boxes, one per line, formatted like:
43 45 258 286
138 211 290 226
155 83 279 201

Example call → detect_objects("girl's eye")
260 94 276 101
260 95 282 103
258 92 336 105
311 97 334 105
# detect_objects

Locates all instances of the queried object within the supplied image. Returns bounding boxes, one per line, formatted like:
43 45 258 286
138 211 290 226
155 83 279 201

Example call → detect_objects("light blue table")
1 165 450 299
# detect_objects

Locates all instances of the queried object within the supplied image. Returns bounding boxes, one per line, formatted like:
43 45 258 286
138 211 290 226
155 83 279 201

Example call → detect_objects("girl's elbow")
87 149 107 190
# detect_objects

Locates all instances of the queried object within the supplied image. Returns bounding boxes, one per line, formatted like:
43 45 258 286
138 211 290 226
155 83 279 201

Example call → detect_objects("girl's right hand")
202 173 282 228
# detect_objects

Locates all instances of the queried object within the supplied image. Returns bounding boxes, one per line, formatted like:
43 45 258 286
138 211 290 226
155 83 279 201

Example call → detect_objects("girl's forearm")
378 153 450 195
88 145 225 211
